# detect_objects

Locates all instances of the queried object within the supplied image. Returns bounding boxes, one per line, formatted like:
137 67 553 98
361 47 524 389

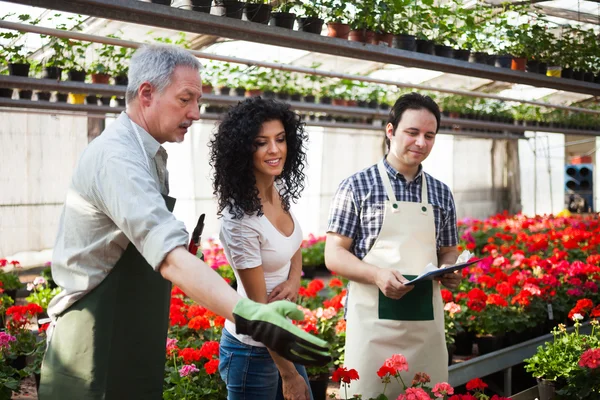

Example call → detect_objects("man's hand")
232 298 330 366
375 268 413 299
281 372 310 400
437 267 462 290
268 278 301 303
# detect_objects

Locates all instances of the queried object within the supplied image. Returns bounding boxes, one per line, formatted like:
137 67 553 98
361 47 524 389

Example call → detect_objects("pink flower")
432 382 454 397
444 302 461 315
385 354 409 373
397 387 431 400
178 364 199 377
0 332 16 349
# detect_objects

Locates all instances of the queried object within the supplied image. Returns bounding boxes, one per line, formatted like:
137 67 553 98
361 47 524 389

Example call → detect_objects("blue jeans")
219 329 314 400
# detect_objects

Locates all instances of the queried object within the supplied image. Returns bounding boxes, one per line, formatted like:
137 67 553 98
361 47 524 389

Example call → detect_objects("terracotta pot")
332 98 346 106
201 84 213 94
373 32 393 47
511 57 526 71
91 73 110 84
245 89 262 97
348 29 375 43
326 22 350 39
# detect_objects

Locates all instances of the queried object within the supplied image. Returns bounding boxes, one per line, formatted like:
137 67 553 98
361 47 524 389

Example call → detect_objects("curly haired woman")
210 97 313 400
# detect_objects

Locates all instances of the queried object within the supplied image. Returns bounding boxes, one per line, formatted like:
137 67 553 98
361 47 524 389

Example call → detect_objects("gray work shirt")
48 112 189 319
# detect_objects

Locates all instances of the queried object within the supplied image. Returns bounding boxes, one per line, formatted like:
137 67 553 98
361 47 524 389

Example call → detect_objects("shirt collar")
382 157 423 183
119 112 161 158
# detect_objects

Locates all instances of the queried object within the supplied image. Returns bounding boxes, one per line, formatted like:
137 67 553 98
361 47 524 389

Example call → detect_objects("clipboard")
405 258 480 285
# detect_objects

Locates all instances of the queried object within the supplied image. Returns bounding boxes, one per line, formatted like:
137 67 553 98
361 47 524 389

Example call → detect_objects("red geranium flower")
579 348 600 369
332 367 359 384
466 377 488 391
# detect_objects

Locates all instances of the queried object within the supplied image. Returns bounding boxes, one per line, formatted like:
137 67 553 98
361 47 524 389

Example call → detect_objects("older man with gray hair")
40 44 329 400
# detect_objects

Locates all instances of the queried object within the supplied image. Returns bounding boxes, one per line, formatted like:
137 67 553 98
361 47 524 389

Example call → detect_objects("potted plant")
25 276 61 317
215 0 245 20
270 0 297 29
294 0 325 34
89 42 117 84
245 0 272 24
0 272 24 302
348 0 376 43
0 13 38 77
322 0 350 39
391 0 417 52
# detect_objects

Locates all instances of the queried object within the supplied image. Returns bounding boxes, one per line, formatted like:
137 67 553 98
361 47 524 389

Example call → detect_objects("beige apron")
344 160 447 398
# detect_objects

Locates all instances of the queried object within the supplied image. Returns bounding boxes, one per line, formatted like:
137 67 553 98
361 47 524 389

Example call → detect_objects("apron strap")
420 171 428 205
377 160 397 204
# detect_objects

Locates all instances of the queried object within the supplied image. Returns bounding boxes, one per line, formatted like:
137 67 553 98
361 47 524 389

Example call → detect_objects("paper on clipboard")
405 250 479 285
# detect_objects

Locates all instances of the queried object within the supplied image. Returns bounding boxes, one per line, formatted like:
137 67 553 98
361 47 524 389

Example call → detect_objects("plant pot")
573 70 585 81
10 355 27 371
494 54 512 69
276 92 290 101
191 0 211 12
526 60 539 73
150 0 171 4
56 93 68 103
0 88 13 98
537 378 556 400
595 73 600 84
453 331 474 355
368 100 378 109
69 93 86 104
263 90 275 99
222 0 244 19
469 52 488 64
320 96 332 105
219 86 231 96
19 90 33 100
246 89 262 97
486 54 496 66
379 102 390 111
561 67 573 79
357 100 368 108
290 93 302 101
373 32 393 47
476 334 505 355
116 97 126 107
511 57 526 71
5 289 17 303
202 85 213 94
99 96 111 106
348 29 374 43
269 12 295 29
86 95 98 105
42 66 62 80
447 343 456 366
234 87 246 97
38 91 52 101
434 44 454 58
309 378 328 400
584 72 594 82
393 34 416 52
297 17 324 34
91 73 110 84
67 69 87 82
114 74 128 86
245 3 272 24
416 39 435 55
453 49 470 61
546 66 562 78
303 94 315 103
8 63 30 77
537 62 547 75
303 267 317 279
326 22 350 39
332 98 346 106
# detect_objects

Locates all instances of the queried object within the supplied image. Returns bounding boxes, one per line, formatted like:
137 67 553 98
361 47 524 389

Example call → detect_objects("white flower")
27 283 34 292
33 277 47 286
573 313 584 321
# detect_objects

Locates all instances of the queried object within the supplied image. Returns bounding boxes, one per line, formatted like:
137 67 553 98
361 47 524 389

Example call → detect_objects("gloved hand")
233 298 331 366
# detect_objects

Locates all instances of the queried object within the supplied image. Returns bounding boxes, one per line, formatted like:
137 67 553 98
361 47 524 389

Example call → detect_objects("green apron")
39 195 176 400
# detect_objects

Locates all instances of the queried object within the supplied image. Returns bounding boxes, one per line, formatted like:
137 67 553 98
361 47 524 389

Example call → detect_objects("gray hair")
126 44 203 104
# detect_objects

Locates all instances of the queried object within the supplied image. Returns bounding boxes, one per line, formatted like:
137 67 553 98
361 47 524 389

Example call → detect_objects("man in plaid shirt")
324 92 461 396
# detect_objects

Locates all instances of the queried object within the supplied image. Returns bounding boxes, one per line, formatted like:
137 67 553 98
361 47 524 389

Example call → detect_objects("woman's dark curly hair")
209 97 308 219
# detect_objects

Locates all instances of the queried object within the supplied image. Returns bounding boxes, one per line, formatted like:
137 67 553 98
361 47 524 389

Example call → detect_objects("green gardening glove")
233 298 331 366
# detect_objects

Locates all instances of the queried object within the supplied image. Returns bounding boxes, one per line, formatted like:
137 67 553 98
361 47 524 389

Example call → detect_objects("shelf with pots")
3 0 599 96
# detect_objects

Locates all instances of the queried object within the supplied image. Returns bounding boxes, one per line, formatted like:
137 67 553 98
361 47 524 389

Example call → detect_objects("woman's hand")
268 278 301 303
281 371 310 400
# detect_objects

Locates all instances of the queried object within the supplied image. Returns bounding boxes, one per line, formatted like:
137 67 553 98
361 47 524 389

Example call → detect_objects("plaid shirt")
327 158 458 260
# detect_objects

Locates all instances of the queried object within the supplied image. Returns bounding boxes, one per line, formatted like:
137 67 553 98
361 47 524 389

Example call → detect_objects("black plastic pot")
476 334 505 355
151 0 171 4
86 95 98 105
276 92 290 101
357 100 368 108
584 72 594 82
415 39 435 55
234 87 246 97
56 93 68 103
222 0 244 19
245 3 272 24
309 378 328 400
453 49 470 61
191 0 211 12
42 66 62 80
303 94 316 103
434 44 454 58
380 103 390 111
8 63 30 77
114 74 128 86
526 60 539 73
263 90 276 99
393 34 416 52
38 91 52 101
486 54 497 66
367 100 378 109
494 54 512 69
319 96 332 105
595 73 600 84
269 12 296 29
19 90 33 100
67 69 87 82
99 96 111 106
116 97 126 107
290 93 302 102
219 87 231 96
573 70 585 81
537 62 547 75
562 68 573 79
297 17 324 34
0 88 13 98
469 52 488 64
